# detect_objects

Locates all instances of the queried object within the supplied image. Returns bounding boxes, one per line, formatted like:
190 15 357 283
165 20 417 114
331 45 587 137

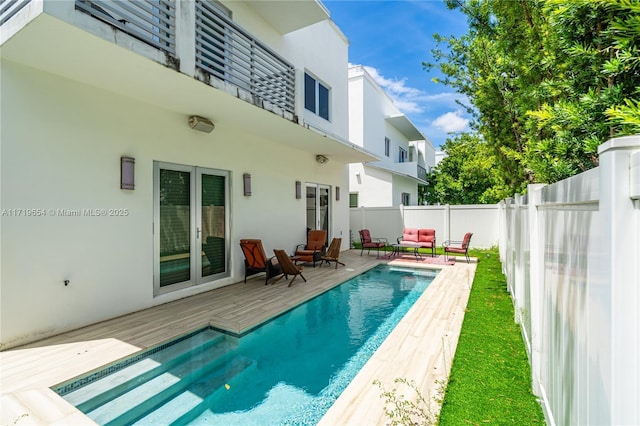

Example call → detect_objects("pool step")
62 329 229 412
132 356 258 425
84 339 242 426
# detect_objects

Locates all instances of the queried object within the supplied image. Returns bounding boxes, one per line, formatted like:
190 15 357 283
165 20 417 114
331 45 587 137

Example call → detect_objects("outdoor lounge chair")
359 229 387 257
294 229 327 267
239 239 283 284
443 232 473 263
320 237 345 269
273 249 307 287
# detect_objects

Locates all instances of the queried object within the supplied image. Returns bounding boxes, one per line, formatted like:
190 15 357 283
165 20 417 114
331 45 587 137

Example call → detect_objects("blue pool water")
54 265 436 425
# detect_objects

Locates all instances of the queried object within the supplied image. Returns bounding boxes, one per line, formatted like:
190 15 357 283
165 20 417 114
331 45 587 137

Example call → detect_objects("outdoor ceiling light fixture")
315 154 329 164
243 173 252 196
188 115 215 133
120 156 135 190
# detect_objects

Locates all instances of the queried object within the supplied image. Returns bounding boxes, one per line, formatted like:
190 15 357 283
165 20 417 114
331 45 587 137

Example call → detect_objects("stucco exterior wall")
284 20 350 141
391 175 418 206
348 66 431 207
0 61 349 348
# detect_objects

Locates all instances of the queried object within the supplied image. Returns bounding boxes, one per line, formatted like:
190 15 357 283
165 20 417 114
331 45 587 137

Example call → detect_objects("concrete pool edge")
318 261 477 425
0 252 475 425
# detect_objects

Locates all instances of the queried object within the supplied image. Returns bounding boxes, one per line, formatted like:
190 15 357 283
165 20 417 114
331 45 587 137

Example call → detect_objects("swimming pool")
53 265 437 425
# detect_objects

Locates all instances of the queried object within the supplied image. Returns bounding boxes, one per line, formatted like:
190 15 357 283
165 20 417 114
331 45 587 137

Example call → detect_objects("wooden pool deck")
0 249 476 425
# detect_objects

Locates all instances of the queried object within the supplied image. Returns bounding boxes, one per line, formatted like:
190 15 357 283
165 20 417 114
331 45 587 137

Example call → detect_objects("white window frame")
349 192 359 208
304 72 330 121
399 147 408 163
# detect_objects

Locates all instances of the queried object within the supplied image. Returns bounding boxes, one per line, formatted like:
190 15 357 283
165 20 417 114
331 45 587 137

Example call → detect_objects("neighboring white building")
0 0 376 349
347 65 435 207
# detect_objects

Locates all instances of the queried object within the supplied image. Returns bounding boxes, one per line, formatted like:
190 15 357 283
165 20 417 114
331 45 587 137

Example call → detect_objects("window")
349 193 358 208
399 147 408 163
384 137 390 157
304 72 330 120
401 192 410 205
154 162 230 295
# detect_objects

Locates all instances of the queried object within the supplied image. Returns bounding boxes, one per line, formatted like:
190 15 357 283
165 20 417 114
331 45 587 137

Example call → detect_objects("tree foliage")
425 0 640 202
423 134 506 205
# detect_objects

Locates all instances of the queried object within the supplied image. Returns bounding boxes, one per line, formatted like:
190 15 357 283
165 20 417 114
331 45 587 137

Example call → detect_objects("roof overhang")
244 0 330 34
385 114 425 141
365 163 428 185
1 12 377 164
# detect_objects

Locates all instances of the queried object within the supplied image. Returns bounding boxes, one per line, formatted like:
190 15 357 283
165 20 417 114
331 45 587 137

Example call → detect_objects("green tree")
523 0 640 182
426 0 640 192
424 133 505 205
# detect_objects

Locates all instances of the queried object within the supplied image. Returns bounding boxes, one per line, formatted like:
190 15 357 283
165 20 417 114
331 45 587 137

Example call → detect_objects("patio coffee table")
389 242 423 260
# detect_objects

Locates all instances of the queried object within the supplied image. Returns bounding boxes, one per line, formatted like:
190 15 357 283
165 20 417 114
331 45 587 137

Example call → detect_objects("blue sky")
324 0 470 149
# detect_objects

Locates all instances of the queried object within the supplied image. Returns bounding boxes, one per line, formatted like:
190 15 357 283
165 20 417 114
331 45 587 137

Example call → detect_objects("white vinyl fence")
349 135 639 425
349 204 500 249
500 135 640 425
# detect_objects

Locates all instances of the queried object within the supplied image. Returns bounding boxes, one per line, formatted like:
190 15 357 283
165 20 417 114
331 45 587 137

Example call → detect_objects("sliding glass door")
154 162 229 295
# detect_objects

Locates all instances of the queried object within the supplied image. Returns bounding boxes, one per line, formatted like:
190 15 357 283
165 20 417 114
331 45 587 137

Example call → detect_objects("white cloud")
432 111 469 133
355 64 468 117
362 65 425 114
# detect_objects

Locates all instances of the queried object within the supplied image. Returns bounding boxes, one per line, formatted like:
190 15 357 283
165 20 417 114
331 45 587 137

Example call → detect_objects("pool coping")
319 259 476 425
0 251 476 425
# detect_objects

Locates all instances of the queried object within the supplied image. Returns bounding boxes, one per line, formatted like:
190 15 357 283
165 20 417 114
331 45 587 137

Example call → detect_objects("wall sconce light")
336 186 340 201
188 115 215 133
315 154 329 165
120 156 135 190
243 173 252 196
295 180 302 199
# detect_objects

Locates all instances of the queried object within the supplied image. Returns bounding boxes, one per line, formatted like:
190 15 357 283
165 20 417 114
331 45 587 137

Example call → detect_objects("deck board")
0 250 476 425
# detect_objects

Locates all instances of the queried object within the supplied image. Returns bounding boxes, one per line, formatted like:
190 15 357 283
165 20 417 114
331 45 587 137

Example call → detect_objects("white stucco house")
0 0 377 349
347 65 435 207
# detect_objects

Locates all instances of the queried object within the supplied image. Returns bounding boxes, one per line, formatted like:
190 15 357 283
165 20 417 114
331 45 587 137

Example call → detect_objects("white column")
598 135 640 425
174 0 195 76
498 201 506 264
444 203 450 243
513 194 524 322
527 184 546 398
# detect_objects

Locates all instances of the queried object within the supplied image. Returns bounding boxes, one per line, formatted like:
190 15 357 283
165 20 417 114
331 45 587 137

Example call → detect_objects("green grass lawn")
353 242 545 424
437 247 545 425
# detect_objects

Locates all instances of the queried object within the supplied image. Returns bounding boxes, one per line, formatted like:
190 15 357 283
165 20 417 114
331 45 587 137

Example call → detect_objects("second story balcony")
1 0 378 163
364 114 428 182
368 160 428 183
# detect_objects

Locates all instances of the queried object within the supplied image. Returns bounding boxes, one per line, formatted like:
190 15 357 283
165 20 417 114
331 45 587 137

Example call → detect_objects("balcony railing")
371 160 428 182
6 1 297 118
76 0 176 55
195 0 295 114
418 165 427 182
0 0 31 25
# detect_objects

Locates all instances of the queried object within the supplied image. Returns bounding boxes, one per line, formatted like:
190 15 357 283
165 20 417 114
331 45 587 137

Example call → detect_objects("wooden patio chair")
443 232 473 263
294 229 327 267
320 237 345 269
273 249 307 287
359 229 387 257
239 239 283 285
